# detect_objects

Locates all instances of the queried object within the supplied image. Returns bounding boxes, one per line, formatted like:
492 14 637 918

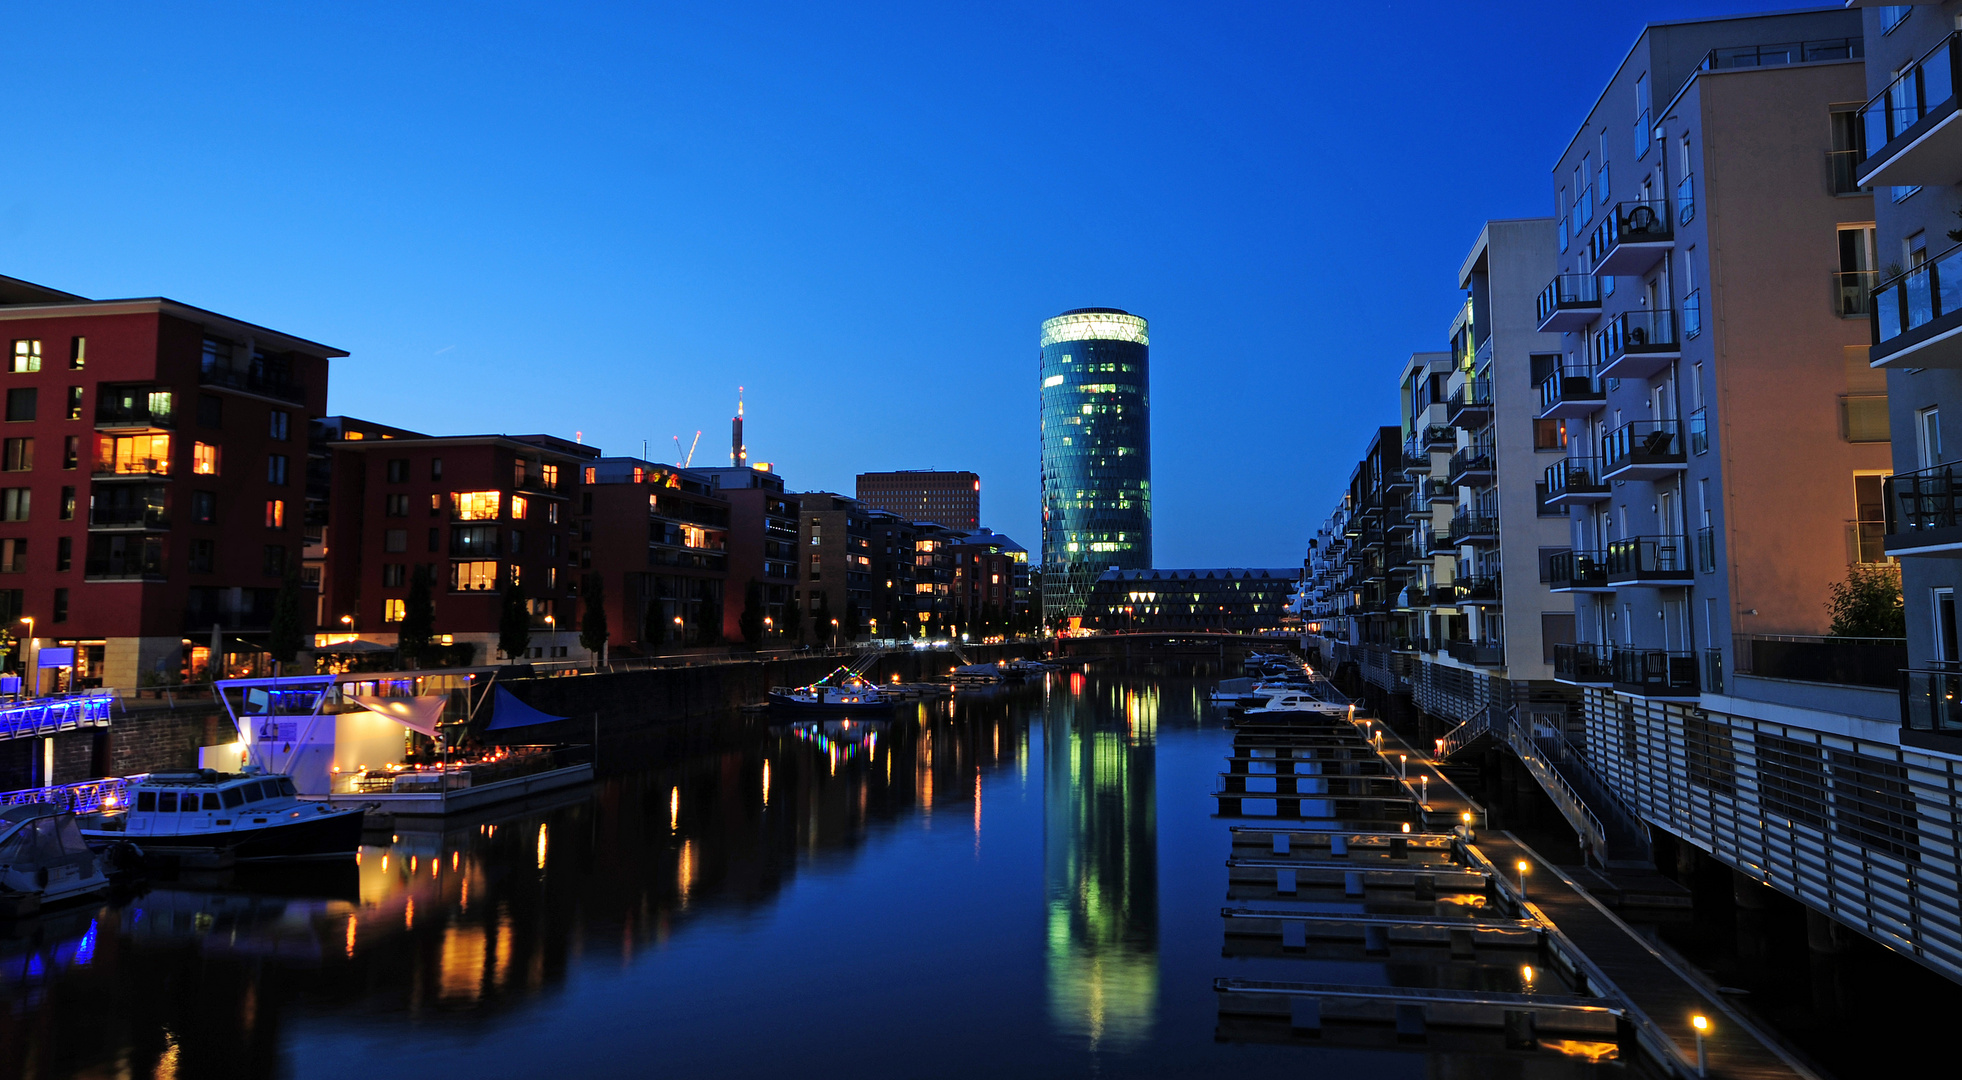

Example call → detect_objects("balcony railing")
1456 575 1501 605
1593 309 1679 378
93 456 170 478
1547 549 1609 591
1612 648 1700 698
1589 200 1673 274
95 399 173 430
1606 535 1692 584
1872 239 1962 368
1736 634 1905 689
1421 478 1455 503
1553 643 1613 684
1883 461 1962 553
1536 273 1601 332
1544 457 1608 505
89 504 170 530
1423 423 1455 448
1447 375 1492 427
1447 446 1494 484
1449 512 1498 544
1446 640 1505 667
199 366 308 405
1603 420 1685 481
1702 37 1860 72
1537 365 1604 419
1859 32 1960 188
1903 667 1962 736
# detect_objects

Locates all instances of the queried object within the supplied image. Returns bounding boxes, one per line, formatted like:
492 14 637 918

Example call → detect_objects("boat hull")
767 692 896 714
85 807 367 863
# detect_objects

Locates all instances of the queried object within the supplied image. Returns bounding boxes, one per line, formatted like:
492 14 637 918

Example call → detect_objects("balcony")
1701 37 1859 73
1588 200 1673 275
199 365 307 405
1447 375 1492 429
1611 648 1701 699
95 392 174 431
1602 420 1686 481
1553 643 1612 686
1456 575 1501 607
1871 240 1962 368
93 456 171 480
1544 457 1609 505
1423 478 1456 504
1883 461 1962 555
1536 274 1601 332
1425 529 1456 555
1447 446 1494 486
1593 309 1679 379
1606 535 1692 586
1446 640 1505 667
1382 469 1413 495
1858 32 1962 190
1448 511 1498 545
517 473 562 495
88 504 170 531
1546 549 1611 592
1422 424 1455 449
1902 667 1962 739
1737 634 1905 690
1536 365 1604 419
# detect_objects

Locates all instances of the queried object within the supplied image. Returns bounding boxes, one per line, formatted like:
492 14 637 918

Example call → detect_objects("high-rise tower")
1039 307 1151 625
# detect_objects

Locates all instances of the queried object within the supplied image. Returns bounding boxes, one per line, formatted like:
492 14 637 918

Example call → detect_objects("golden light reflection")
494 912 513 987
405 898 414 929
762 760 771 807
678 839 696 907
345 916 357 958
1541 1040 1619 1063
536 824 549 870
670 786 680 831
440 924 488 1001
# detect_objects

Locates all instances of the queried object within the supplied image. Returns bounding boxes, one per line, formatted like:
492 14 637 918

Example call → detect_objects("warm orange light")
1691 1015 1708 1033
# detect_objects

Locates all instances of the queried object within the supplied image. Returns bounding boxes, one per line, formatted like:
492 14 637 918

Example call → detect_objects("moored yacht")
77 770 365 863
0 804 111 917
769 667 896 713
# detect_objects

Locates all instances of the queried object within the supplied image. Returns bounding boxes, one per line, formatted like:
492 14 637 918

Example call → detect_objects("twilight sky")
2 0 1801 567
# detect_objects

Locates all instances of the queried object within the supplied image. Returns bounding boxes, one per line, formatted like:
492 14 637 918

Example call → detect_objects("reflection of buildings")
1043 679 1158 1048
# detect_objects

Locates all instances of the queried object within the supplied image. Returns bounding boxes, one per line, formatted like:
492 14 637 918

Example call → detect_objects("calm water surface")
3 670 1608 1078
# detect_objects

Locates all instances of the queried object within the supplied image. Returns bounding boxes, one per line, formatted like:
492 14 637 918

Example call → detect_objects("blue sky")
2 0 1802 566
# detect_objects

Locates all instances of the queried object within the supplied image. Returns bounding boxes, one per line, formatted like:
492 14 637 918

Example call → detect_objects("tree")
739 582 766 648
397 565 436 668
1827 564 1905 638
844 599 863 643
580 572 609 658
268 567 306 669
499 579 532 661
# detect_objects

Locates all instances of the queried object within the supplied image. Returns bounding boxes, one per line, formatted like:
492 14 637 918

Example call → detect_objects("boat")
77 769 366 864
0 804 113 917
769 667 896 713
1242 693 1351 719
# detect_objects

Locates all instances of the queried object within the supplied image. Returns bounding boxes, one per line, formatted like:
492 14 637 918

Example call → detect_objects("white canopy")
346 695 448 737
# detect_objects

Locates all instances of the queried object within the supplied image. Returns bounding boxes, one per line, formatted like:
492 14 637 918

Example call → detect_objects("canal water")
2 669 1618 1078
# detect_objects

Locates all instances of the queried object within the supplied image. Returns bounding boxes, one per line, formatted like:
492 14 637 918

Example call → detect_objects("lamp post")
831 617 839 649
546 614 556 659
1516 859 1530 900
18 616 33 698
674 614 684 651
1691 1014 1709 1076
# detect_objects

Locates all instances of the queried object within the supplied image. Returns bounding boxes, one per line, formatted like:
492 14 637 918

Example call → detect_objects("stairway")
1498 707 1651 867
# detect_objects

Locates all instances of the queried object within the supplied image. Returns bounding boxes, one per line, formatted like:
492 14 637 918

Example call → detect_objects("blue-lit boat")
0 804 112 917
76 770 366 864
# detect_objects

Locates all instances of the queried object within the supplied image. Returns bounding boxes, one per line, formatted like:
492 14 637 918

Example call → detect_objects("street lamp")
1691 1014 1709 1077
18 616 33 698
674 614 684 649
831 617 839 648
545 614 556 659
1516 859 1530 899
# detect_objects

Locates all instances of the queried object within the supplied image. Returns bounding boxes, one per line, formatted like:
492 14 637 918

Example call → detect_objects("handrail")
1435 708 1489 760
1499 705 1611 863
0 773 139 814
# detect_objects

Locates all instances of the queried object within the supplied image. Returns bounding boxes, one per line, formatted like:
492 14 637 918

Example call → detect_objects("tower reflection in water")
1043 676 1159 1049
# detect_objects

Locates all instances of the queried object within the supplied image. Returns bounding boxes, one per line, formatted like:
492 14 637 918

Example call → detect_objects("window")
430 457 443 480
512 562 526 584
264 499 285 529
1532 418 1567 451
0 539 24 572
429 493 443 516
1 489 28 521
51 588 66 623
197 395 222 428
539 463 559 490
428 527 440 552
99 434 171 475
1854 474 1891 564
192 491 216 524
451 524 499 557
386 459 409 483
384 529 408 553
1881 5 1911 33
1841 396 1890 443
2 438 30 471
384 493 409 517
267 454 289 486
382 564 407 587
66 387 82 421
1918 407 1942 469
511 495 528 520
193 442 219 475
269 410 290 441
10 340 40 373
62 436 77 470
452 491 501 520
510 530 523 555
384 598 406 622
58 486 74 521
451 560 498 591
547 503 559 525
6 388 36 422
68 337 84 370
1836 225 1877 317
56 536 71 572
261 544 286 577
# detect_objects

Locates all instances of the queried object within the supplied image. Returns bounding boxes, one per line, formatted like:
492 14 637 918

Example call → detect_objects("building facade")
855 470 980 530
1083 568 1296 633
582 457 730 651
1040 308 1151 625
699 466 800 642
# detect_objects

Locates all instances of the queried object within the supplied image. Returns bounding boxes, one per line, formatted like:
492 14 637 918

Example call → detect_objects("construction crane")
672 431 702 468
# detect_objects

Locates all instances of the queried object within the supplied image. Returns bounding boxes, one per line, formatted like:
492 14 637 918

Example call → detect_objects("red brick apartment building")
0 273 342 690
697 466 800 641
582 457 730 650
318 422 595 662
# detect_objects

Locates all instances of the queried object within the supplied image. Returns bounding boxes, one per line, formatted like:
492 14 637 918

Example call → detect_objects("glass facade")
1040 308 1151 623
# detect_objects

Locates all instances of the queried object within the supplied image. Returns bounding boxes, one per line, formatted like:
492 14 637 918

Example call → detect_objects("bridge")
1054 632 1301 658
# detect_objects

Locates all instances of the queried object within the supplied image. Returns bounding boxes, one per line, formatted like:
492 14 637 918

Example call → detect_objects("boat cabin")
109 771 307 834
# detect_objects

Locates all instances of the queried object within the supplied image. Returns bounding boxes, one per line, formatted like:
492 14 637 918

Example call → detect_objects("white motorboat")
769 667 896 713
1242 693 1350 718
78 769 366 864
0 804 112 917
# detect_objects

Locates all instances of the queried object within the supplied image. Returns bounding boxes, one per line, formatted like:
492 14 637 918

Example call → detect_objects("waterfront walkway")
1371 719 1824 1080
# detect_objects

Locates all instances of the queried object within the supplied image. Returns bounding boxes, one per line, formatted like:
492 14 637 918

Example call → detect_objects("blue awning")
483 686 566 731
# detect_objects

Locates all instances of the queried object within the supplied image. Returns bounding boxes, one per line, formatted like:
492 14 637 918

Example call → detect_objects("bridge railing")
0 690 116 743
0 774 141 815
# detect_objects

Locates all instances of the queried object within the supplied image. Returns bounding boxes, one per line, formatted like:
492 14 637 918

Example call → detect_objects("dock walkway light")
1516 859 1530 900
1691 1014 1709 1076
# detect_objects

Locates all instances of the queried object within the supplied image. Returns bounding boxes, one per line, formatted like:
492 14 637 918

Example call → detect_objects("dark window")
1533 418 1567 451
431 457 443 480
137 791 156 812
69 337 85 369
59 486 74 521
202 793 222 811
385 493 409 517
428 527 440 553
158 792 177 813
386 459 409 483
581 493 593 515
2 438 30 471
222 787 244 809
192 491 217 525
0 539 26 573
5 388 36 422
263 544 286 577
267 454 289 486
66 387 82 421
451 525 500 557
62 436 78 470
269 410 290 441
52 587 67 623
188 539 215 574
383 529 408 553
382 564 406 587
56 536 71 572
197 395 223 428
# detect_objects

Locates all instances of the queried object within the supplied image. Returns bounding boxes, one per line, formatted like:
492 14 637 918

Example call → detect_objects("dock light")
1401 822 1410 834
1516 859 1530 898
1691 1015 1709 1076
1522 965 1535 988
1399 753 1407 779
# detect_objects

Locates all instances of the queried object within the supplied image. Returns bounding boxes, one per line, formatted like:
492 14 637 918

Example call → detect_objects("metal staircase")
1500 706 1651 866
1433 707 1491 760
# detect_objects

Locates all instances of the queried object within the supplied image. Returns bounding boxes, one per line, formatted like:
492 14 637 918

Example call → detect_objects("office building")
0 273 343 690
1083 568 1296 633
1039 308 1151 625
855 470 980 530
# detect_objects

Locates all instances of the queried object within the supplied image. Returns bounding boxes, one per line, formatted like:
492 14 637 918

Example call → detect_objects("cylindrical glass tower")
1040 307 1151 626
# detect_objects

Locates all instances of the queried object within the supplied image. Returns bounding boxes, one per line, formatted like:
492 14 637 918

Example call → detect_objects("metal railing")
1704 37 1860 71
1544 457 1606 501
1537 365 1602 415
1547 549 1608 591
1884 461 1962 536
94 456 170 477
1447 446 1493 481
1592 309 1678 366
1589 199 1672 264
1448 512 1497 543
1445 640 1504 666
1861 31 1958 161
95 399 173 429
1735 633 1905 689
1553 643 1612 683
1874 239 1962 347
0 775 137 815
1606 535 1691 580
199 365 308 404
1604 419 1683 473
1434 707 1489 760
1499 706 1611 863
1535 274 1600 325
1903 666 1962 734
0 691 116 743
1611 648 1700 696
89 503 170 529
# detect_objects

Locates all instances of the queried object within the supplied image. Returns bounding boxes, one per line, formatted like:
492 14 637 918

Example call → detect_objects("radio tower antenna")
732 386 747 467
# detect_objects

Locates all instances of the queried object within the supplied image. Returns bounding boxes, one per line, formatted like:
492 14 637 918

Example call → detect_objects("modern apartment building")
582 457 730 650
795 492 877 644
1039 308 1151 625
0 273 343 690
855 470 980 530
698 465 802 642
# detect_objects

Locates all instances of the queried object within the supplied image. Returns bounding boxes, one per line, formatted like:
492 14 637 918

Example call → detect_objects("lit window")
450 560 498 591
384 598 406 622
10 340 40 373
193 442 219 475
453 491 502 520
265 499 285 528
540 464 559 489
100 434 173 475
511 495 528 520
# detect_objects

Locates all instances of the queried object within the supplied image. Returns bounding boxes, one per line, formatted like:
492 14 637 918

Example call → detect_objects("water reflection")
1043 679 1159 1049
